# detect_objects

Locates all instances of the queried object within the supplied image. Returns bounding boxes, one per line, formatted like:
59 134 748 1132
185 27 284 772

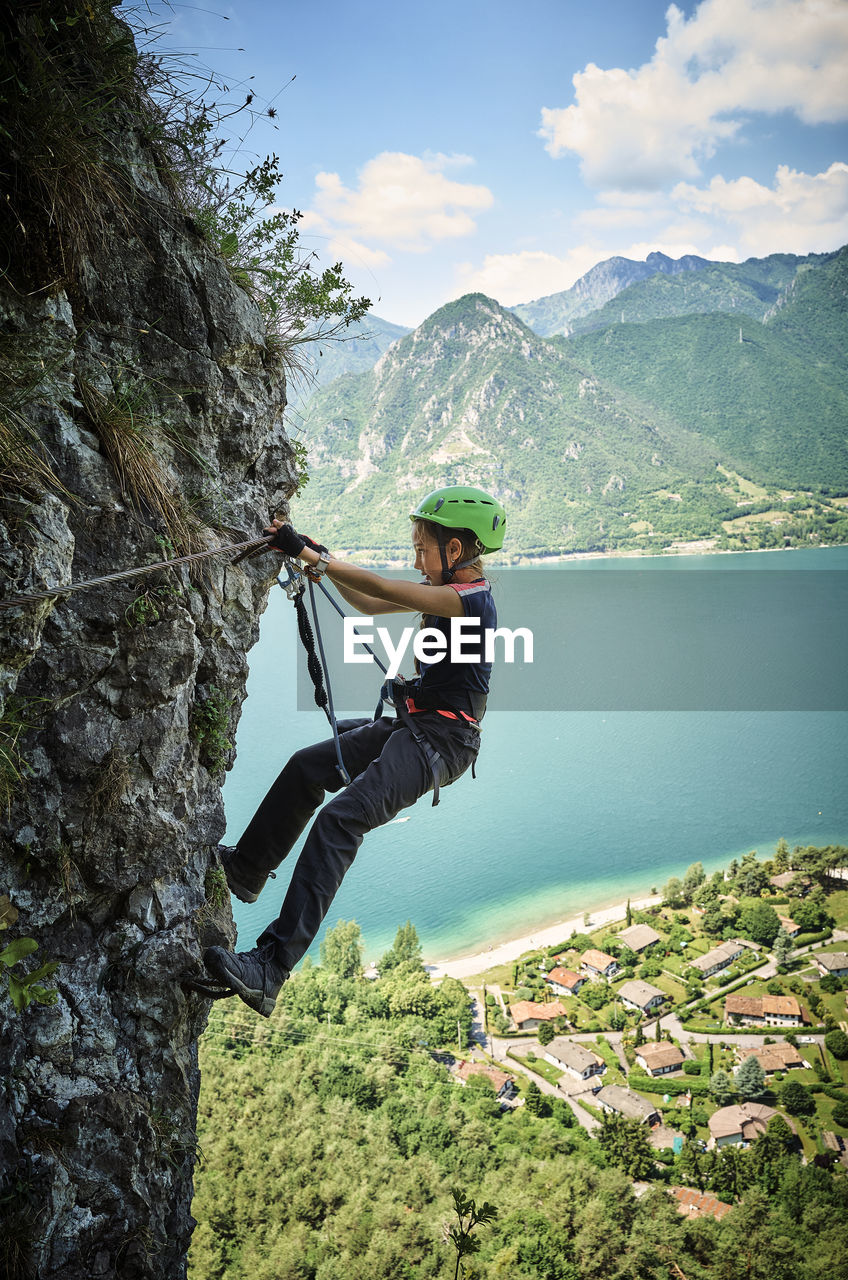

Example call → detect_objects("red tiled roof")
510 1000 566 1025
670 1186 733 1221
636 1043 685 1069
547 966 582 989
456 1061 513 1092
581 949 617 971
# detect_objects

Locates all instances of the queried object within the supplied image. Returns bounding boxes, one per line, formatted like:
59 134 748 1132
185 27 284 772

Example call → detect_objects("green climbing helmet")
410 485 506 552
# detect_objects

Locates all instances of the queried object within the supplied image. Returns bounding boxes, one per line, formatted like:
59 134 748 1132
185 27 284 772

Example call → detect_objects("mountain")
565 252 830 336
511 250 711 336
293 251 848 557
287 313 410 410
295 293 732 556
565 246 848 488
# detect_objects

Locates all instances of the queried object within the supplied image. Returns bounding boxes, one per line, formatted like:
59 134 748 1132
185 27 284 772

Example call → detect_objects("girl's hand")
264 520 307 557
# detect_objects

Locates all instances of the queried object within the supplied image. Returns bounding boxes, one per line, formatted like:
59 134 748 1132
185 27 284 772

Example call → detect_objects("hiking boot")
218 844 274 904
203 943 289 1018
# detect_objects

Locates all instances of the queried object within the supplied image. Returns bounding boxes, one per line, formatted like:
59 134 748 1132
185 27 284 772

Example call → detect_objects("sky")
134 0 848 327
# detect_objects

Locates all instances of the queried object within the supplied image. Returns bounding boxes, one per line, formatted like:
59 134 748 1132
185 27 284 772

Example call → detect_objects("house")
509 999 567 1031
708 1102 781 1148
617 923 661 954
670 1187 733 1222
736 1044 805 1073
544 1038 605 1081
777 915 801 938
769 871 812 896
580 949 620 981
595 1085 660 1125
545 966 585 996
813 951 848 978
454 1061 517 1100
769 871 796 891
617 979 665 1014
690 940 746 977
724 994 802 1026
635 1042 686 1076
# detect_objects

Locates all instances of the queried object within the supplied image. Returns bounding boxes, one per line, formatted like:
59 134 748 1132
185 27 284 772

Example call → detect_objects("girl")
203 485 506 1015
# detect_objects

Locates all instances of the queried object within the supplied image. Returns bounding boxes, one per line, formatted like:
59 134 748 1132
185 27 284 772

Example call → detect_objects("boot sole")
227 876 261 905
203 950 278 1018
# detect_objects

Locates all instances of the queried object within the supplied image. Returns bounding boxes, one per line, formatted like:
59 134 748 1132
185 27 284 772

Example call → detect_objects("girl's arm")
332 579 416 616
303 549 465 618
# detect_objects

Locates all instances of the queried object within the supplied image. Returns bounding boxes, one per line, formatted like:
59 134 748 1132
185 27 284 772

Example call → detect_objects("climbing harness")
274 554 392 787
274 560 460 806
0 534 276 612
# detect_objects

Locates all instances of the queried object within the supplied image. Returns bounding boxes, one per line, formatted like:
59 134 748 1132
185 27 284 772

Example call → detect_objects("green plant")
87 746 131 817
79 379 206 558
291 438 310 496
186 151 369 353
0 696 42 815
443 1187 497 1280
0 1 141 285
203 865 228 911
191 685 233 774
0 898 57 1012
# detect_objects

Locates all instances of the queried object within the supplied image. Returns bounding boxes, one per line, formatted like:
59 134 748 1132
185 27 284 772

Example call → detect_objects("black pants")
238 714 480 971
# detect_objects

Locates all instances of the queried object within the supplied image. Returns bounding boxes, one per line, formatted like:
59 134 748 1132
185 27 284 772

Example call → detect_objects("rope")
307 576 349 784
0 534 275 612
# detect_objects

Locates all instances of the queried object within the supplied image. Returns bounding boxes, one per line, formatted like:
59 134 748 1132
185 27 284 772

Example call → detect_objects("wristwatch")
311 550 331 577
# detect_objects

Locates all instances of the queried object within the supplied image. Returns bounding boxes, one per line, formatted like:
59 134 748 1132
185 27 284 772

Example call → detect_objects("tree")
831 1100 848 1129
537 1020 555 1046
580 982 610 1011
780 1080 815 1115
738 900 781 947
824 1028 848 1060
682 861 706 903
319 919 364 979
626 899 632 928
710 1069 735 1106
774 837 791 872
790 843 847 889
773 926 793 966
524 1080 544 1115
597 1111 654 1178
735 1054 766 1099
736 851 769 898
662 876 684 906
702 904 726 936
380 920 423 971
791 898 829 932
444 1188 498 1280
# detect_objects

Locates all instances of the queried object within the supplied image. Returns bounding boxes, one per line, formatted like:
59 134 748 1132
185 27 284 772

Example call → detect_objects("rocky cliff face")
0 7 295 1277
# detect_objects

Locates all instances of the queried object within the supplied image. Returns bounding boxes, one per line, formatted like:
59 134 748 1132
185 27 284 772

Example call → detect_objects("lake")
223 545 848 964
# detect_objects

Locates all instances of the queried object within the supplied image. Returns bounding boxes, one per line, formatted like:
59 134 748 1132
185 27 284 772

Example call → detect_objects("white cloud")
539 0 848 189
454 248 604 305
305 151 494 256
674 161 848 253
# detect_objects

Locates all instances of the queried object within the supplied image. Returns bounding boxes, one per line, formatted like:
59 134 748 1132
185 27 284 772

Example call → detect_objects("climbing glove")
265 523 307 556
264 524 330 559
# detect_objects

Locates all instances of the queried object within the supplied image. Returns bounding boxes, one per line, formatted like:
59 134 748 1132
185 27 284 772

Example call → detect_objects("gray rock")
0 9 300 1277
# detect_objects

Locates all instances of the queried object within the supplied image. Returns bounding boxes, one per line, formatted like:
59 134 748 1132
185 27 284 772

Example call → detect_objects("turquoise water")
223 547 848 964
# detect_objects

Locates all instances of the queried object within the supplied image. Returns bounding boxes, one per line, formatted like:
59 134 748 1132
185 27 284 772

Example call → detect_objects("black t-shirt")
414 578 496 721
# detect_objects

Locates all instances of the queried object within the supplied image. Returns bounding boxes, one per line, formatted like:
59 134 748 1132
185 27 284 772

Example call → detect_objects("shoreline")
425 892 663 982
336 541 848 570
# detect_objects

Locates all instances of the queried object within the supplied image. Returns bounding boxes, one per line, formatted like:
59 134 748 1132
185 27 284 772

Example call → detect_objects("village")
446 849 848 1217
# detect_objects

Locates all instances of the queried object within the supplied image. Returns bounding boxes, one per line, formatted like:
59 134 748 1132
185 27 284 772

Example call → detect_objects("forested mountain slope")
295 266 848 557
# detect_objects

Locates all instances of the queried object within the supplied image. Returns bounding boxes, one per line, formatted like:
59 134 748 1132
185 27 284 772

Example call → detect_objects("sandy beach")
425 893 663 981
